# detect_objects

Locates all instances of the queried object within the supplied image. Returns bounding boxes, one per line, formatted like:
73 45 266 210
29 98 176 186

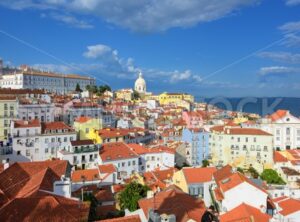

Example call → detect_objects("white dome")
134 72 146 93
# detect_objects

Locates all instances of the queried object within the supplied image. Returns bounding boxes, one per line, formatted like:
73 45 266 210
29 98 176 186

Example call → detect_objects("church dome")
134 72 146 93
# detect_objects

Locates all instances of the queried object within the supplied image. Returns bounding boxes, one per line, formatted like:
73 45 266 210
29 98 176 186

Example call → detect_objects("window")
286 128 290 135
26 150 30 156
17 151 21 155
132 160 136 166
253 137 257 142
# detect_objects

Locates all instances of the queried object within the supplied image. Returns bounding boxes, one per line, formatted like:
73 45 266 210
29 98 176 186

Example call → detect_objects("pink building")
182 111 204 129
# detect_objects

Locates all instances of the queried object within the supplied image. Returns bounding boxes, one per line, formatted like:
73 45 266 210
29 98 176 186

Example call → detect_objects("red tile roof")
98 164 116 174
71 169 100 182
211 126 272 136
220 203 271 222
0 191 90 222
217 172 267 194
14 119 40 128
183 167 217 184
0 160 69 207
269 110 288 121
138 186 206 222
274 151 288 163
41 122 73 132
213 165 233 184
127 143 175 155
143 168 177 191
99 215 141 222
274 197 300 216
100 142 139 161
75 116 92 123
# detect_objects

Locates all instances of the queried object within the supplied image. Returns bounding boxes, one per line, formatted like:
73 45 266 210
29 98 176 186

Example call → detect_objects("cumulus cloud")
0 0 259 32
285 0 300 6
83 44 114 59
257 51 300 64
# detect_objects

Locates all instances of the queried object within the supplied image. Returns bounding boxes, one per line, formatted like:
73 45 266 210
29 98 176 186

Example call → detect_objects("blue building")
182 128 210 166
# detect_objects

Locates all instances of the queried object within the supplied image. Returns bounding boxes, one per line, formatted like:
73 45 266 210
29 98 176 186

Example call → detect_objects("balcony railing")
74 146 99 153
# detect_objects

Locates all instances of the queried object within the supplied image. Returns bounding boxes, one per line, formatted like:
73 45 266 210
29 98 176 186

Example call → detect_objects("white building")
260 110 300 150
213 167 268 213
6 120 76 163
57 139 100 170
0 67 95 94
99 142 140 180
127 143 175 172
18 100 55 122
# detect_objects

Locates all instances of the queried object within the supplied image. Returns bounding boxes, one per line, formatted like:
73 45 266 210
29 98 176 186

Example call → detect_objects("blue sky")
0 0 300 97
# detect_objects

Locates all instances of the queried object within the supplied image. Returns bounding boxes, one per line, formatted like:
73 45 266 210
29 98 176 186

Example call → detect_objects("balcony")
74 146 99 154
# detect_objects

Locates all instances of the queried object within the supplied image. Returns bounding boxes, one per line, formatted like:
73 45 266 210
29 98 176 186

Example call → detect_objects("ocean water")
202 97 300 117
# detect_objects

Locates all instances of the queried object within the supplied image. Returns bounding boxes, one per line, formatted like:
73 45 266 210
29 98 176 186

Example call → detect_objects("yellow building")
210 126 273 172
158 92 194 106
73 116 102 140
172 169 189 193
114 89 133 101
0 95 18 142
233 116 249 124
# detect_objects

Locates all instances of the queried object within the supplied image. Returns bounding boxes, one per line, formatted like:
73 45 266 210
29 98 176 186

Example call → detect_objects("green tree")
260 169 286 185
248 167 259 179
85 84 91 91
99 85 111 94
118 182 149 212
133 90 140 100
237 167 244 174
202 159 210 167
75 83 82 92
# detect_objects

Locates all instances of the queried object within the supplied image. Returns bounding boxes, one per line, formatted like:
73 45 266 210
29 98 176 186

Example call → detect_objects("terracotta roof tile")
183 167 217 184
71 169 100 182
220 203 271 222
98 164 116 174
139 186 206 222
100 142 139 161
0 191 90 222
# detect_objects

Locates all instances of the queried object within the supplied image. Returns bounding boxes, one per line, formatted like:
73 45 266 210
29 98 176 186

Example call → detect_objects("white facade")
7 120 76 163
0 71 95 94
260 111 300 150
57 140 100 170
139 152 175 172
18 102 55 122
221 182 268 212
100 157 139 180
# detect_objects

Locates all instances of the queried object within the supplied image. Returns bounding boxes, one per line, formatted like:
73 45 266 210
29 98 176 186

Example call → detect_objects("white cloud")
170 70 191 82
257 51 300 63
281 34 300 47
285 0 300 6
259 66 300 76
45 13 94 29
0 0 259 32
279 21 300 33
83 44 113 58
